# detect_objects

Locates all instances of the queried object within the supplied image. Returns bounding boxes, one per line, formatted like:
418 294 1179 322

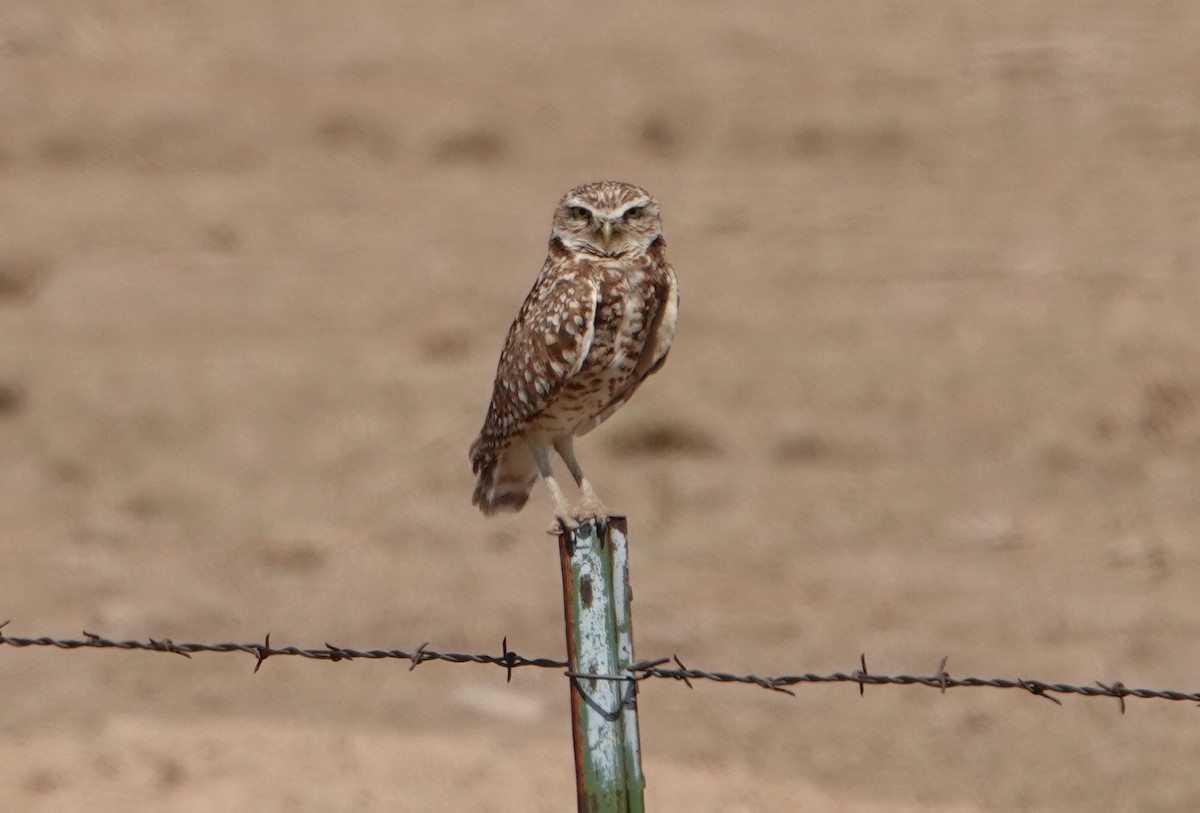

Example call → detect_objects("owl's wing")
471 274 599 466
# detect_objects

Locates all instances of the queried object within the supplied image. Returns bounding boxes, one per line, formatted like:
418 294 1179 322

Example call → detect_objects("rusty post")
558 516 646 812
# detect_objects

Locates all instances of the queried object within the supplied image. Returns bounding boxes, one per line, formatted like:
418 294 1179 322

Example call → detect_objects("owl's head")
551 181 662 258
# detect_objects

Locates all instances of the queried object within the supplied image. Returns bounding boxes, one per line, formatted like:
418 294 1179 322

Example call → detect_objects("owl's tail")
470 437 536 515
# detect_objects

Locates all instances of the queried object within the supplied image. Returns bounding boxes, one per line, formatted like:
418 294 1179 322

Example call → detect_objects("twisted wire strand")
2 623 1195 710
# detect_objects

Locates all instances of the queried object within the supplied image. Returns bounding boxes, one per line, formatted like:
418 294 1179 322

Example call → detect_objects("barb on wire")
1 624 1197 710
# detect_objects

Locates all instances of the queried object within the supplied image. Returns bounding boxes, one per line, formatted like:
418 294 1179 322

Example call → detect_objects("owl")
469 181 679 530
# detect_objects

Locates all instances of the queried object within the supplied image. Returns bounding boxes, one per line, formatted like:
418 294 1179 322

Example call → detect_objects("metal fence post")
558 516 646 813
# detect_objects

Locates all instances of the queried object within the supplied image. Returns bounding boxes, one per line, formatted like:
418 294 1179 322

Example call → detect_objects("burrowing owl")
469 181 679 529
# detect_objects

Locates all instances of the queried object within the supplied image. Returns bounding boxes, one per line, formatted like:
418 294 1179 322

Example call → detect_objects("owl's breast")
527 261 664 438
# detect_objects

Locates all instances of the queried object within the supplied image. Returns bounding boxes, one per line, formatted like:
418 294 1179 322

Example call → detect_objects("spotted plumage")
469 181 679 528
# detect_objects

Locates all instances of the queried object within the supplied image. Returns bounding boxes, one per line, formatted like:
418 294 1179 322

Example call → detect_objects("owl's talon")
548 511 611 536
548 515 575 536
571 503 609 526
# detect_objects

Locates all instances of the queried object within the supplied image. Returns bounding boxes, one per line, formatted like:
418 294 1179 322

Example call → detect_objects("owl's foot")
547 504 610 536
571 497 610 526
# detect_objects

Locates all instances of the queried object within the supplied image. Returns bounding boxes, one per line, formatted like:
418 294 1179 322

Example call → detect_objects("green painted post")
558 517 646 813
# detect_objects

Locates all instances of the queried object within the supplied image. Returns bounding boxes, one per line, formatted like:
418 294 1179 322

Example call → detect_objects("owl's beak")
599 220 613 247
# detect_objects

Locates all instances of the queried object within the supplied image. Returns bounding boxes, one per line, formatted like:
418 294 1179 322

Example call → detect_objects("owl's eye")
568 206 590 221
624 206 645 220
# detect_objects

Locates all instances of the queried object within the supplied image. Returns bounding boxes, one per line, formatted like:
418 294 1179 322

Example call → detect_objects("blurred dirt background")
2 2 1199 811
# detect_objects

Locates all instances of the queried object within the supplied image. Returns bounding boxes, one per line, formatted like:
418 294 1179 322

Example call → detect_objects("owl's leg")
553 435 609 523
531 439 573 532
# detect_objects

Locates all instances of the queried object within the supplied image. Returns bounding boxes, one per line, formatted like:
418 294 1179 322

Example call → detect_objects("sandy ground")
2 2 1199 811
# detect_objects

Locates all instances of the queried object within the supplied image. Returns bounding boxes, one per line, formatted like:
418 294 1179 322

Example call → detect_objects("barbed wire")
1 622 1196 713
